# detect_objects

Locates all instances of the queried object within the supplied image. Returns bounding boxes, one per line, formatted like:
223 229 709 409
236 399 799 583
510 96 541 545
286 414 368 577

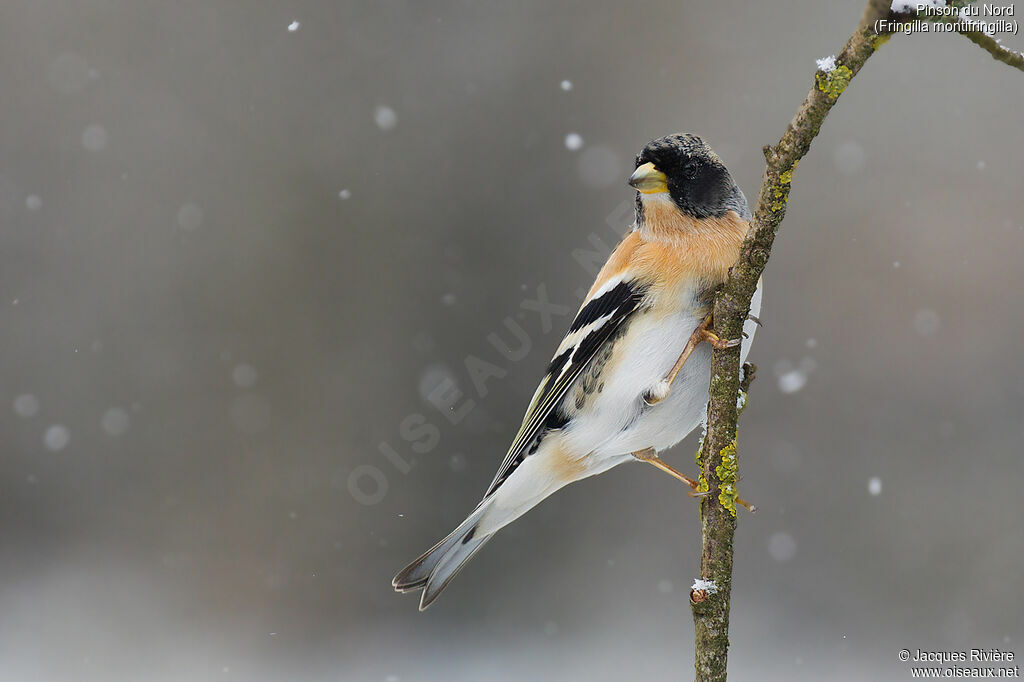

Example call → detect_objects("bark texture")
689 1 1022 680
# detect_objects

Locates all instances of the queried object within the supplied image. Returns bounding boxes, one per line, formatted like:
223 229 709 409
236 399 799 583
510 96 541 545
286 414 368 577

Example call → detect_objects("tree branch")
890 1 1024 71
690 1 892 679
955 29 1024 71
691 0 1023 679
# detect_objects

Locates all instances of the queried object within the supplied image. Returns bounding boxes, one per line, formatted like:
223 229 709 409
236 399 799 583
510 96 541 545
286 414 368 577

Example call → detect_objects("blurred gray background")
2 1 1022 680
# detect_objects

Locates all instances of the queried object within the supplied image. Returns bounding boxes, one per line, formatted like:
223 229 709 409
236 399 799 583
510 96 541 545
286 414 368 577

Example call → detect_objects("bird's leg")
643 313 740 406
632 448 704 495
631 447 757 512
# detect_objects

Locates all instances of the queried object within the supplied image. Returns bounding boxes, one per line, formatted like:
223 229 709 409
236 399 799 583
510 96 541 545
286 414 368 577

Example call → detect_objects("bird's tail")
392 502 494 610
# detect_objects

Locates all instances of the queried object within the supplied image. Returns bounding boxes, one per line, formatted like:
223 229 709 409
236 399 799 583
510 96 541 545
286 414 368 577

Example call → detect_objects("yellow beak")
628 162 668 194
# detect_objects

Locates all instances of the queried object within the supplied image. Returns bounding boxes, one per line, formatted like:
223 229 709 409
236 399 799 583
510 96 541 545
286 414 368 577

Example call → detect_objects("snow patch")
691 578 719 594
891 0 945 11
816 55 837 73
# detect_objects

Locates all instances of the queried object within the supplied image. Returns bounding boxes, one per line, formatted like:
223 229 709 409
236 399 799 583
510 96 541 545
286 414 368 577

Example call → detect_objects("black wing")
482 278 648 498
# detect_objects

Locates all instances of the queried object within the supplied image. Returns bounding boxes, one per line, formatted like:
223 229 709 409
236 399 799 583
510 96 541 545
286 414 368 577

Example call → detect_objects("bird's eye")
683 161 698 179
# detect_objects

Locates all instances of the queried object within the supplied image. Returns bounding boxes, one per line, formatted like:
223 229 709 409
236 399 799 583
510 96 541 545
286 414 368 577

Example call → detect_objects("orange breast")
587 204 749 305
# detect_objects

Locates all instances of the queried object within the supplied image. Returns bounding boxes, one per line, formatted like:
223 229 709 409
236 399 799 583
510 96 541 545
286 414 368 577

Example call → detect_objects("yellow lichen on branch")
815 64 854 99
715 441 739 517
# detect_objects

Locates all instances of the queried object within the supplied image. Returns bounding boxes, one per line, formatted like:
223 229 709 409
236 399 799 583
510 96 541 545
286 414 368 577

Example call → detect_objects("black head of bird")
629 133 746 220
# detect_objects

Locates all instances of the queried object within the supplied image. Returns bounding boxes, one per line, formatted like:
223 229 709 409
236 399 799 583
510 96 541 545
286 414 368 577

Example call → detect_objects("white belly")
477 283 763 537
562 282 762 470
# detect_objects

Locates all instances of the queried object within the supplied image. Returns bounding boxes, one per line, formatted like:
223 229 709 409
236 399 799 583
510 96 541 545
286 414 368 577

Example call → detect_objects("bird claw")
707 334 742 350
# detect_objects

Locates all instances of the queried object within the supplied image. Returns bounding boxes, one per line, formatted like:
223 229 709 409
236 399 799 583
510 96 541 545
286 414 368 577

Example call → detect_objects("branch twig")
955 29 1024 70
690 1 891 679
891 1 1024 70
691 1 1024 679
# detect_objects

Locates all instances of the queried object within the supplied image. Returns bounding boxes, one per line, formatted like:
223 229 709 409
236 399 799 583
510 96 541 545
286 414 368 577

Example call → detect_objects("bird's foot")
632 447 756 512
703 329 741 350
643 323 740 406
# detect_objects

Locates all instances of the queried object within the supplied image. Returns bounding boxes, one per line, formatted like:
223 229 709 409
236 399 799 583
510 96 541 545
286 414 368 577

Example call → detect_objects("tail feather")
418 533 491 610
392 504 494 609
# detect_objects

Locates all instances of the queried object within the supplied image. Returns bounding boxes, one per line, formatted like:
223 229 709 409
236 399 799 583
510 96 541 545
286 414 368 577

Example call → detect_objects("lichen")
715 440 739 517
816 64 853 100
871 33 891 50
771 160 799 212
770 186 788 212
694 444 709 493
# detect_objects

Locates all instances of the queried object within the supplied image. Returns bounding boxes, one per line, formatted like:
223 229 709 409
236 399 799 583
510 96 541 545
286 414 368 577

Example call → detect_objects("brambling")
393 133 763 610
